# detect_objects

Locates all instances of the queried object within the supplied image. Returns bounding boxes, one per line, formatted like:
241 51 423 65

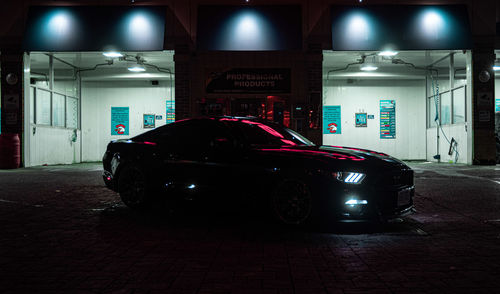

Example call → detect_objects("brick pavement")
0 162 499 293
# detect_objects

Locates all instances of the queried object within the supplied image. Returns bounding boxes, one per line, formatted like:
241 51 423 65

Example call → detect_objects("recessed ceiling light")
360 65 378 71
103 52 123 58
378 51 398 57
128 65 146 72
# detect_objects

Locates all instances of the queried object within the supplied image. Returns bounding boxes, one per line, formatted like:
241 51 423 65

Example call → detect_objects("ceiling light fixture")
128 65 146 72
360 65 378 71
360 55 378 71
492 65 500 71
128 55 146 72
378 51 398 57
103 52 123 58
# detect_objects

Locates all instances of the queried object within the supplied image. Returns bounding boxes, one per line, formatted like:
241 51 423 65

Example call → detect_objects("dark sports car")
102 117 414 225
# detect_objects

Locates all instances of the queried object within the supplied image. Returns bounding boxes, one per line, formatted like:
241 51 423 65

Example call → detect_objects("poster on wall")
166 100 175 124
380 100 396 139
323 106 341 134
143 114 155 129
111 107 129 135
496 98 500 112
355 113 367 127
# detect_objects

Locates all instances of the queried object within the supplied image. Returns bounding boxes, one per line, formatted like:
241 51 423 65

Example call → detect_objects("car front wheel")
271 179 313 225
118 165 149 209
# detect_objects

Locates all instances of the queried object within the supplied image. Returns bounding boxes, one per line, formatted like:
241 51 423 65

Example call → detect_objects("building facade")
0 0 499 167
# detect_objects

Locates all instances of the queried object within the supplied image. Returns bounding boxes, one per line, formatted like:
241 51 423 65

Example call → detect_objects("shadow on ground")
96 200 425 247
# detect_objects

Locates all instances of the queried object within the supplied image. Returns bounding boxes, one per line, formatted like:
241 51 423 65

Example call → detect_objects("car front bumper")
326 184 415 222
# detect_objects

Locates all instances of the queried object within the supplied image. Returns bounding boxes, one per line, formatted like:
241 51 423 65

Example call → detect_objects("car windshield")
223 119 315 147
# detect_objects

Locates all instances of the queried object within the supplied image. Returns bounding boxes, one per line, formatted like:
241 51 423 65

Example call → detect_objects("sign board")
206 68 291 94
355 113 367 127
197 5 302 51
367 114 374 119
495 98 500 112
155 115 163 120
479 110 490 122
166 100 175 124
111 107 129 135
143 114 155 128
4 94 19 110
24 6 166 51
323 106 341 134
380 100 396 139
331 5 472 50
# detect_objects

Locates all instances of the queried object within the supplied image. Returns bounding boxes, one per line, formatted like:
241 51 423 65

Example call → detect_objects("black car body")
103 117 414 224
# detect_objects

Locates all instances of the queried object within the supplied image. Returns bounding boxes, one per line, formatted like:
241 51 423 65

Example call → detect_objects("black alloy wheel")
118 166 148 209
272 179 312 225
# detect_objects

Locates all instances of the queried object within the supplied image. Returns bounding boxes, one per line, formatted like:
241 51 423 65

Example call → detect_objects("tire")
118 165 150 209
271 179 313 225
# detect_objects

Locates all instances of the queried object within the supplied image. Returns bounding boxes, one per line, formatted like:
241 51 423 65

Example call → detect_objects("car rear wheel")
118 165 149 209
271 179 312 225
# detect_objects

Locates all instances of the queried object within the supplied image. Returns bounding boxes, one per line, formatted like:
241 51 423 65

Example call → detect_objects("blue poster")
166 100 175 124
143 114 155 128
111 107 129 135
496 98 500 112
380 100 396 139
323 106 341 134
355 113 367 127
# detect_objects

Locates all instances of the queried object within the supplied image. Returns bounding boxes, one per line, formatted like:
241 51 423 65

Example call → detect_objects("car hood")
254 145 409 171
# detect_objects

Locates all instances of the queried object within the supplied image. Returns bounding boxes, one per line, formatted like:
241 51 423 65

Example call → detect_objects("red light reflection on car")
330 146 388 157
241 120 284 139
259 148 365 161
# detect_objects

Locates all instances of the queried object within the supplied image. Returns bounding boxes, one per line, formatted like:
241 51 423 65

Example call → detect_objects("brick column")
472 49 496 164
470 0 497 165
1 50 23 134
174 45 191 121
305 44 323 145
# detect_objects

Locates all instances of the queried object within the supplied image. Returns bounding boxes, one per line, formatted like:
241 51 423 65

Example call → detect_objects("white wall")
81 80 172 162
323 79 426 160
29 127 81 166
426 124 468 163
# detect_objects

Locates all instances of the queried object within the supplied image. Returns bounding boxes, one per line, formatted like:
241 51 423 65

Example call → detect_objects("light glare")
421 11 444 39
378 51 398 57
103 52 123 58
345 199 368 205
48 12 71 37
493 65 500 71
128 66 146 72
346 15 369 41
360 65 378 71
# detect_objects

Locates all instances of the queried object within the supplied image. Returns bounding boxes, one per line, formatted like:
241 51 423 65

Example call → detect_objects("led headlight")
345 199 368 205
332 172 366 184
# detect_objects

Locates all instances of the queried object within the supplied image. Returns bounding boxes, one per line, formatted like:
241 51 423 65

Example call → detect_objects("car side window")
225 122 282 146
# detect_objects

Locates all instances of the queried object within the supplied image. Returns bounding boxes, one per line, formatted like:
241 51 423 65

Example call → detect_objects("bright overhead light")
103 52 123 58
128 65 146 72
378 51 398 57
360 64 378 71
493 65 500 71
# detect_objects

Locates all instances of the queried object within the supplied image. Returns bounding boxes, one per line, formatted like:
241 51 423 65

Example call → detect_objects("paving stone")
0 162 499 293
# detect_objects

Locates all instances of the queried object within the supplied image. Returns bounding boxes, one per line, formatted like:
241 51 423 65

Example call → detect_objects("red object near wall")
0 133 21 169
